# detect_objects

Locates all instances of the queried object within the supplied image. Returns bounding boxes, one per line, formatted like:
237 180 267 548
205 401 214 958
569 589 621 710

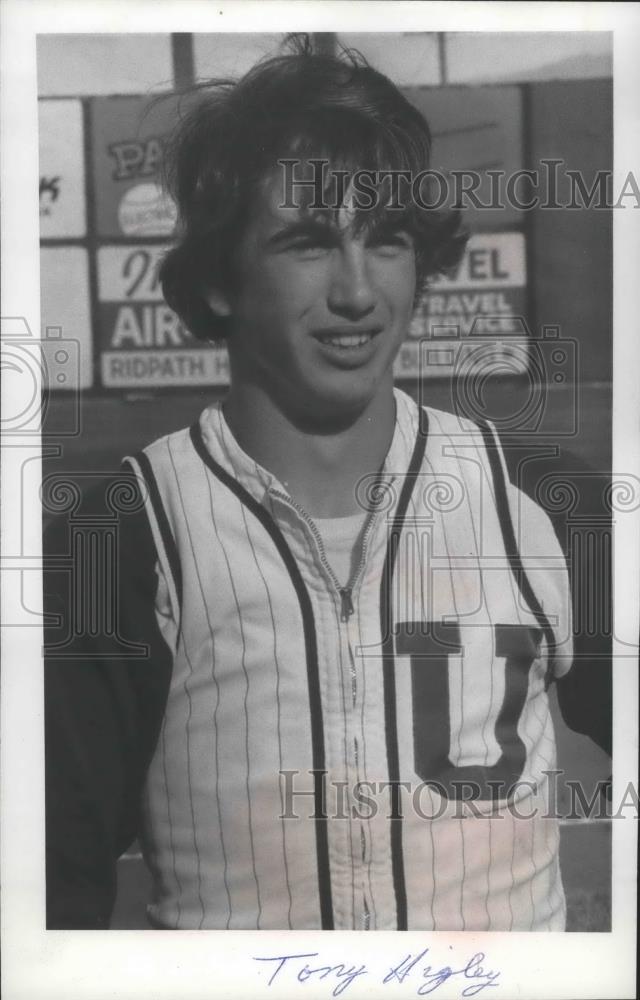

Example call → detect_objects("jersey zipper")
267 479 396 688
267 488 377 622
268 487 378 707
268 486 379 929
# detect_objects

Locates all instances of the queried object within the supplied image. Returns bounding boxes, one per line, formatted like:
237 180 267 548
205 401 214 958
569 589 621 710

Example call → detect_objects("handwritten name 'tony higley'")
254 945 501 997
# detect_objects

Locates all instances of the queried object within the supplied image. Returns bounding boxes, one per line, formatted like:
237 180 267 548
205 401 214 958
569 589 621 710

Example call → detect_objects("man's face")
208 170 416 425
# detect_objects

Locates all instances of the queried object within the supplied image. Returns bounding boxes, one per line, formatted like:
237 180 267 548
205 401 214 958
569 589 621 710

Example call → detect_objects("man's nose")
327 243 376 319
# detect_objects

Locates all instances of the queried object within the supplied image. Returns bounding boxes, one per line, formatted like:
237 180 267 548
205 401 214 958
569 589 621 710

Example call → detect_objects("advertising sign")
38 99 86 238
40 246 93 389
91 95 180 238
394 231 528 380
97 244 229 387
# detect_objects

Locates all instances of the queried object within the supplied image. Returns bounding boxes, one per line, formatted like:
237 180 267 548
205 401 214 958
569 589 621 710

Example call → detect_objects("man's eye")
368 232 413 253
287 239 332 255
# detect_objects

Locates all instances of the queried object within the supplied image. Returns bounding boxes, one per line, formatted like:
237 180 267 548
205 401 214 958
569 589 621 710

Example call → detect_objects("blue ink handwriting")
384 948 501 996
254 952 368 997
253 945 501 997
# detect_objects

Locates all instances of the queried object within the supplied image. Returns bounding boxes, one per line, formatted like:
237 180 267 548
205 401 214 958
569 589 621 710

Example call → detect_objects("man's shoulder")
123 414 220 507
123 422 211 496
420 404 482 438
395 389 481 439
130 423 196 467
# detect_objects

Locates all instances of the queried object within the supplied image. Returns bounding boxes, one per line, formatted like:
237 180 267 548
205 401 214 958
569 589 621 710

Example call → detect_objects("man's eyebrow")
265 218 339 248
264 214 413 249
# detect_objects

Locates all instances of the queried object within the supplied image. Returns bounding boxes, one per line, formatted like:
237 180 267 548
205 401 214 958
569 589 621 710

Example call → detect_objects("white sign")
97 244 167 302
404 231 529 378
40 246 93 389
38 99 86 238
429 231 526 290
97 244 230 387
101 348 229 387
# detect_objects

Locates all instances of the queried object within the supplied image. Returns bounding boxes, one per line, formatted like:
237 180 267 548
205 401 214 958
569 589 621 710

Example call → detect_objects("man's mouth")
314 327 382 350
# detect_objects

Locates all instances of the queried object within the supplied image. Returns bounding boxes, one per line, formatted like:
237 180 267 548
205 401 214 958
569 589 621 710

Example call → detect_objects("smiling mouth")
314 328 382 350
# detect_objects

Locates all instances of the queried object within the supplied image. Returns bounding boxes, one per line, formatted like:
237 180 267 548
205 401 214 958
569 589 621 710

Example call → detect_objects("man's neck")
222 383 396 517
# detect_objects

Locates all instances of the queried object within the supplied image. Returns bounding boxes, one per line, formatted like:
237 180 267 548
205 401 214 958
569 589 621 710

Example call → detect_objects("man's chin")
288 375 393 434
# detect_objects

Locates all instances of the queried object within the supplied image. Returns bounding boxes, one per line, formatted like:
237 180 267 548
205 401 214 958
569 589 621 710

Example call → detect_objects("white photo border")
2 3 638 999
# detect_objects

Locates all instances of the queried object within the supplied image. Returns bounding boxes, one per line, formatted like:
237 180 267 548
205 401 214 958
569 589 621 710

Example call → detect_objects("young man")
45 44 598 932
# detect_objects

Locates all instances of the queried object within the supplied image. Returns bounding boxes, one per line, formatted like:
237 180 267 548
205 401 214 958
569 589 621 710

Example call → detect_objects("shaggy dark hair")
160 36 467 341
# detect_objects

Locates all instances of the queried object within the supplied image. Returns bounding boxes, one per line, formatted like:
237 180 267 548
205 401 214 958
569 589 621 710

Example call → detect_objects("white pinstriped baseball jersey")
126 388 573 931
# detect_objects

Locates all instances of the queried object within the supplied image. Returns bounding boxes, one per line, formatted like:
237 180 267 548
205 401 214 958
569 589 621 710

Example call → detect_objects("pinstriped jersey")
126 388 573 931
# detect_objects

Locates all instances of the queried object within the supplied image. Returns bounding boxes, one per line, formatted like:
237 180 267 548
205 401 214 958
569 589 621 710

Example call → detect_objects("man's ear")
203 287 232 318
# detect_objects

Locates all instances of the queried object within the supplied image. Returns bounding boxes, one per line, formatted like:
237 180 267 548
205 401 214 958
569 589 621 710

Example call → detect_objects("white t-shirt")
313 510 368 586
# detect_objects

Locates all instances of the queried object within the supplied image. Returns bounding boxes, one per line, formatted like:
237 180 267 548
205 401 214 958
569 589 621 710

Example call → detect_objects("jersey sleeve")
508 483 574 679
492 424 611 757
513 482 613 755
43 467 173 928
475 417 574 680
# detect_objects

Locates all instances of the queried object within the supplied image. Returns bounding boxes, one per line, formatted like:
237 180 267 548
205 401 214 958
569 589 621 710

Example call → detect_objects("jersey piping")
476 420 557 682
380 409 429 930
